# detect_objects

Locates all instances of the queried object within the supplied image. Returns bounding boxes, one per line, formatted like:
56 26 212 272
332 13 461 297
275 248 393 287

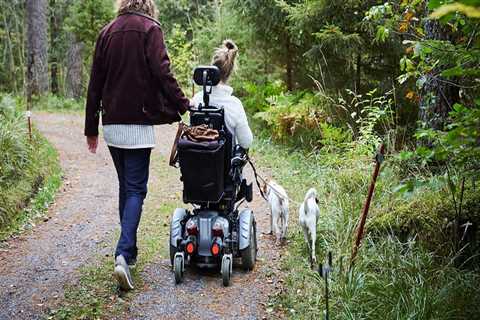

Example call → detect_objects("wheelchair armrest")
231 145 248 168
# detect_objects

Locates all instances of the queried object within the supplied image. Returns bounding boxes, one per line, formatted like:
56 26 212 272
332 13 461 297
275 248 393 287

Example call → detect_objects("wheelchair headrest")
193 66 221 86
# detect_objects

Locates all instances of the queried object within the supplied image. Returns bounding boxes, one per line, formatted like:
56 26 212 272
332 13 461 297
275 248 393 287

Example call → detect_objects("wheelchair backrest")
177 66 236 205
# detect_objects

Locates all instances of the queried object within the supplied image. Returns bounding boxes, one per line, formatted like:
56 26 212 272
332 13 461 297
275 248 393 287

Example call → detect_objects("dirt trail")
0 113 283 320
127 162 282 320
0 113 119 319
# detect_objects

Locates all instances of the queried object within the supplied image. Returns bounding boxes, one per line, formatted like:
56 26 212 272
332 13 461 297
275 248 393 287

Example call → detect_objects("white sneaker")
114 255 134 290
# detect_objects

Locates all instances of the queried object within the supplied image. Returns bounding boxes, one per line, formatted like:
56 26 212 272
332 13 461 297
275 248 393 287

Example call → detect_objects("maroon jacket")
84 12 189 137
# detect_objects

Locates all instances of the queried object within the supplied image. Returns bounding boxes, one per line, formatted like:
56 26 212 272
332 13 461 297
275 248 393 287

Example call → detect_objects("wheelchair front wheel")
174 253 184 284
221 254 232 287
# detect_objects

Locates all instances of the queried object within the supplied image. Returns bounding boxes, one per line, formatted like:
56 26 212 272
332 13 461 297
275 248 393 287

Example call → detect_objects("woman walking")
84 0 189 290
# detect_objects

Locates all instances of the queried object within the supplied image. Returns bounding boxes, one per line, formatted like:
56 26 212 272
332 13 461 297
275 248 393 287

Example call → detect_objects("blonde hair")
116 0 158 19
212 40 239 83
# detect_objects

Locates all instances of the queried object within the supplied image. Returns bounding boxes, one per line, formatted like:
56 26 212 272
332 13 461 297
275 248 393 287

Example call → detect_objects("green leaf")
431 3 480 18
398 151 415 161
428 0 449 10
441 66 465 78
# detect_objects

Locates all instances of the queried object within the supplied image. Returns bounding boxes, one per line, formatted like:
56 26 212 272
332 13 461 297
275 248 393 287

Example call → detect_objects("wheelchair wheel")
170 245 178 266
221 255 232 287
241 222 257 271
174 253 184 284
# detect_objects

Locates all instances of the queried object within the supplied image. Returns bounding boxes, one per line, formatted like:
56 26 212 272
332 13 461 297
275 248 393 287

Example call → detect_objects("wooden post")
350 144 385 266
27 91 33 141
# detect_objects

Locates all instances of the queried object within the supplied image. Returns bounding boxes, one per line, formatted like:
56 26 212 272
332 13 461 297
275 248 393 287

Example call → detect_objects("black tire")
170 245 178 266
174 254 184 284
241 221 257 270
221 256 232 287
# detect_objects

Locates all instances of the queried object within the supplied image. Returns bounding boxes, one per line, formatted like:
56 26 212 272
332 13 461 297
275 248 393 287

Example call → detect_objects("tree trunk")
50 0 59 95
26 0 49 96
285 35 294 91
65 35 84 99
419 18 458 130
355 54 361 93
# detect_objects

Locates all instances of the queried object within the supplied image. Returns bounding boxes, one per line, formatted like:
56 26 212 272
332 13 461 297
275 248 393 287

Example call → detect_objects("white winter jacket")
192 84 253 149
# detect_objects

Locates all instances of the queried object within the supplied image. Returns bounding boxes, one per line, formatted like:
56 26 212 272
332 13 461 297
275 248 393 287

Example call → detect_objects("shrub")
0 95 31 187
253 90 352 149
242 81 285 114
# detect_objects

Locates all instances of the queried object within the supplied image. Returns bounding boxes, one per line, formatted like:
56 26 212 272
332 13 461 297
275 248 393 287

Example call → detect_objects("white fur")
266 181 289 243
299 188 320 265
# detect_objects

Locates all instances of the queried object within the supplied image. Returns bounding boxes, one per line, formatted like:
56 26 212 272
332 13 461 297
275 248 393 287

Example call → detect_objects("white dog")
299 188 320 266
263 180 289 244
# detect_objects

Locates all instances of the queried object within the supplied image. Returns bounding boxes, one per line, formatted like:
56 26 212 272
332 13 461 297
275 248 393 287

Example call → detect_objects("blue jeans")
109 147 151 264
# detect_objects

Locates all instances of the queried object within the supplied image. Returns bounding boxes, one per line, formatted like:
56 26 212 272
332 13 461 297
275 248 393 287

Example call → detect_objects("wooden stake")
27 92 33 141
350 144 385 266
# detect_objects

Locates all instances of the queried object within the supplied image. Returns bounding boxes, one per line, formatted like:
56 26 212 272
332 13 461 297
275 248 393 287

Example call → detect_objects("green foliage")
253 90 354 149
430 0 480 18
242 81 285 113
0 0 25 93
0 95 30 186
64 0 115 49
35 94 84 111
415 103 480 176
0 95 61 238
165 25 195 91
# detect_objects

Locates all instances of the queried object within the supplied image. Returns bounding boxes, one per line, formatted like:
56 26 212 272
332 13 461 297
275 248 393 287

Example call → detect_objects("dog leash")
247 157 268 201
247 157 304 206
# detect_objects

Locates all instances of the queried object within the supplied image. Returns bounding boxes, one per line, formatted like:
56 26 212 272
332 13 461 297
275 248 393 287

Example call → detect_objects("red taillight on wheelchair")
212 221 223 237
186 219 198 236
186 242 196 255
211 242 221 256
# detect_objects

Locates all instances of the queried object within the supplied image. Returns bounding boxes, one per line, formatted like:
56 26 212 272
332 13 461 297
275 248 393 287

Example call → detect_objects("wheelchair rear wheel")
170 244 178 266
241 222 257 270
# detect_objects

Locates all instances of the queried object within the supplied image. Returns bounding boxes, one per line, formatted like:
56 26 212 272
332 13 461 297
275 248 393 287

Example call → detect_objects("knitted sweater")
191 84 253 149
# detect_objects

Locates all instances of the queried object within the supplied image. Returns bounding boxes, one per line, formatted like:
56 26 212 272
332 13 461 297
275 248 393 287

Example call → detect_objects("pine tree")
26 0 49 96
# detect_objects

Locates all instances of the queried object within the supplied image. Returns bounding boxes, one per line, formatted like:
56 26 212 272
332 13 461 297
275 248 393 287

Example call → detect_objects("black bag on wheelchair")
177 135 226 204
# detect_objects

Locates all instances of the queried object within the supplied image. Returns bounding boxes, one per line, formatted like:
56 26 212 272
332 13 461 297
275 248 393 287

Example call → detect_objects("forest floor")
0 113 285 320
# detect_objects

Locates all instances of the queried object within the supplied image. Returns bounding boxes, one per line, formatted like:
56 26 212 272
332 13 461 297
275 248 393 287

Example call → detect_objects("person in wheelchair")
171 41 257 286
191 40 253 150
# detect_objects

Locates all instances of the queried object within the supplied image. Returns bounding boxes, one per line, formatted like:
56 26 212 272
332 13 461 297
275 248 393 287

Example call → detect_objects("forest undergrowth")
250 127 480 319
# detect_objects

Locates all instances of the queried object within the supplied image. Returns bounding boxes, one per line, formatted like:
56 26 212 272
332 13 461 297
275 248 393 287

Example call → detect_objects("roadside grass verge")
48 154 183 319
0 94 62 241
250 134 480 319
34 95 85 113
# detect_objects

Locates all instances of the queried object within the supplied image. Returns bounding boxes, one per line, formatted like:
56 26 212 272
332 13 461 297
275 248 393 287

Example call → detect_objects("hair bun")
223 39 238 52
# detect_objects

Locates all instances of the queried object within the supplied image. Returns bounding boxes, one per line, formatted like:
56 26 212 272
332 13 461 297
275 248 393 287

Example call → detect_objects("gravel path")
127 165 283 320
0 113 284 320
0 113 119 319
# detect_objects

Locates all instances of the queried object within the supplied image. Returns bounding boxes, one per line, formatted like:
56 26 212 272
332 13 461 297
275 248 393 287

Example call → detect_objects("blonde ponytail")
212 39 239 83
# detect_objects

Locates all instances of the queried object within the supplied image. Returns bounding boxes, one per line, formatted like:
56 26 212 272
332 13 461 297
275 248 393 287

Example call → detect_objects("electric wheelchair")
169 66 257 287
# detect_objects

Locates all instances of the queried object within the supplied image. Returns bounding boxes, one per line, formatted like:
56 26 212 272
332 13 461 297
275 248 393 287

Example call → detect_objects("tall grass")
251 132 480 319
0 94 61 239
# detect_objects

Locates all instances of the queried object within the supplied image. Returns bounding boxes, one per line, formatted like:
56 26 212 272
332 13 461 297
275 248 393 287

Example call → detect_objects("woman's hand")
87 136 99 154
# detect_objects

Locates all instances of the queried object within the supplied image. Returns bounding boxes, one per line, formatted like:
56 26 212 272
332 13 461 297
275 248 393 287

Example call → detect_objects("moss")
369 186 480 257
